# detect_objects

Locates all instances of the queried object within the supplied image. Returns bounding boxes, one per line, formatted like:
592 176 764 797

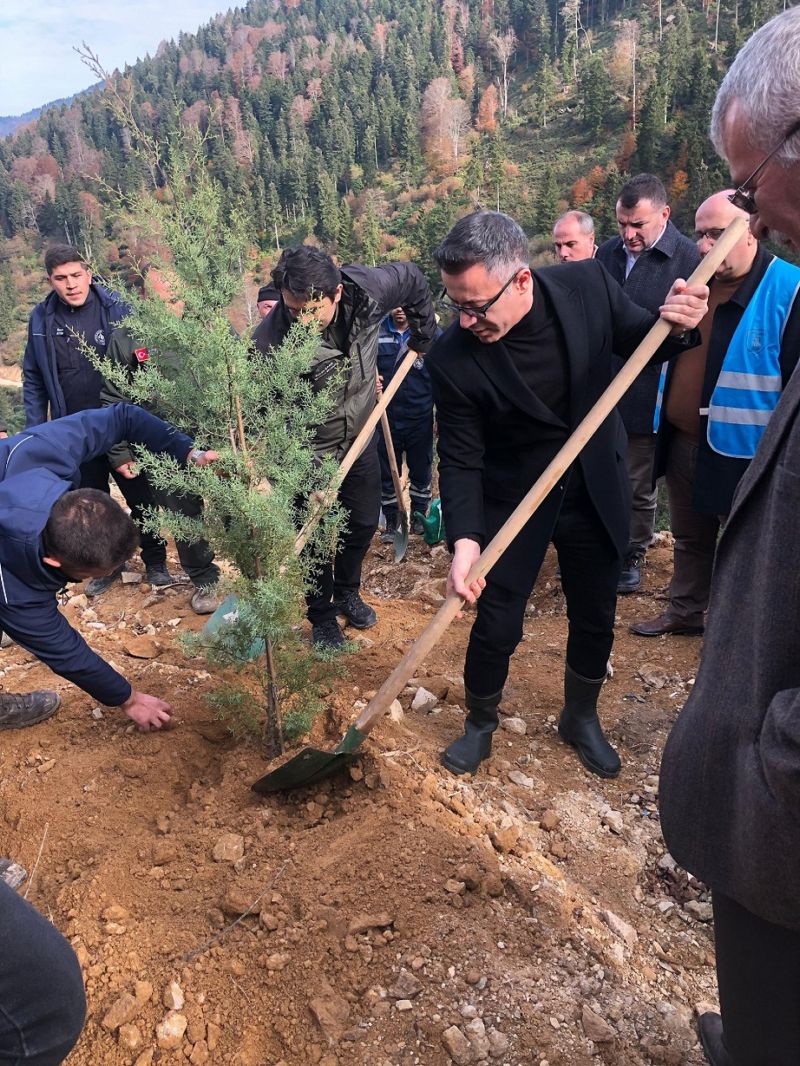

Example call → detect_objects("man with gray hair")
658 9 800 1065
427 210 708 782
552 210 596 262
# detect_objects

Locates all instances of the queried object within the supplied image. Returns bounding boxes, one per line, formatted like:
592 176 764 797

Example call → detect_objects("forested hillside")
0 0 791 371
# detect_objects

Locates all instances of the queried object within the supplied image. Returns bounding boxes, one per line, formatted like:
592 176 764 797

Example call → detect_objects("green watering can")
414 498 446 546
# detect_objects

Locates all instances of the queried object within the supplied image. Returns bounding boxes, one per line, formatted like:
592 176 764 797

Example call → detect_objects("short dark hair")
433 211 530 276
257 282 280 303
617 174 668 210
45 244 88 276
271 247 341 301
43 490 139 572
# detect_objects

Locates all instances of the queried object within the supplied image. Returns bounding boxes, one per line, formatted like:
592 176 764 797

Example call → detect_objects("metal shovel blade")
393 510 409 563
250 724 365 793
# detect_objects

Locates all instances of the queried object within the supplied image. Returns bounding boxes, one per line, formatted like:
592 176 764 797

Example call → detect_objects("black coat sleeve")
0 600 131 706
427 344 486 547
345 263 438 355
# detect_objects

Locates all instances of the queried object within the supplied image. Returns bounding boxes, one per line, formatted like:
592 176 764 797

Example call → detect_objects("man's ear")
332 283 344 306
42 556 62 569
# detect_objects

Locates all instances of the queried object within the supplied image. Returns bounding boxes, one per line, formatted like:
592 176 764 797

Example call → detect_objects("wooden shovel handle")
294 348 419 553
353 215 748 736
380 409 405 509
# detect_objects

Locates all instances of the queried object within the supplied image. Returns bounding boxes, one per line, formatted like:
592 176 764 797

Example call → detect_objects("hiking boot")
380 508 399 545
617 551 644 594
441 688 502 776
411 515 425 536
0 690 61 731
629 611 704 637
190 587 221 615
86 565 125 597
558 664 620 778
312 618 346 652
698 1013 733 1066
334 592 377 629
0 858 27 890
144 563 176 587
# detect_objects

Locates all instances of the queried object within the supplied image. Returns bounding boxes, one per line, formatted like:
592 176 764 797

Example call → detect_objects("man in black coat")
252 246 437 650
596 174 700 592
427 211 708 780
659 9 800 1063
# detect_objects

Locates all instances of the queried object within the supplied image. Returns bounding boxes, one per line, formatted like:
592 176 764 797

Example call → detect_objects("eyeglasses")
440 269 522 319
728 117 800 215
693 227 726 244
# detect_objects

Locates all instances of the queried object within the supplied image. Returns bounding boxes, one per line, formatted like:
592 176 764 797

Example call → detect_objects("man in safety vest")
631 189 800 638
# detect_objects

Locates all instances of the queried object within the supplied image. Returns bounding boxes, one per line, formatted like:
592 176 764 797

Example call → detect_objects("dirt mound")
0 535 714 1064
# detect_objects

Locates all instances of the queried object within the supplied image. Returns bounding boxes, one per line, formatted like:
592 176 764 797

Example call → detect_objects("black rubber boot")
441 688 502 775
698 1013 734 1066
557 665 621 778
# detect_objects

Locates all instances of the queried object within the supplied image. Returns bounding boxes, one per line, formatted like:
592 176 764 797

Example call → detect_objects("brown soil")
0 533 714 1066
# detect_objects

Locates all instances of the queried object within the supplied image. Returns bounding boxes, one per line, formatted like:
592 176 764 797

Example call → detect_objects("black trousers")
464 473 622 698
306 437 381 625
378 415 433 516
79 456 166 569
713 891 800 1065
0 880 86 1063
157 489 220 588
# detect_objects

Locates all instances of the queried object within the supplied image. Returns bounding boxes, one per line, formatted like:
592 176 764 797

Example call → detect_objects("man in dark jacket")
377 307 435 542
659 10 800 1064
0 403 216 732
596 175 700 592
428 211 707 780
252 246 437 650
22 245 173 596
631 191 800 637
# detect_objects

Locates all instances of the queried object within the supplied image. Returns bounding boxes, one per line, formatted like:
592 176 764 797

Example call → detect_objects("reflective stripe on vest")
707 257 800 458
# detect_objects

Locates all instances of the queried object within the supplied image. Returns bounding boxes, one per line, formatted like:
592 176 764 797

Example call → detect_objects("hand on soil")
448 538 485 607
120 689 174 731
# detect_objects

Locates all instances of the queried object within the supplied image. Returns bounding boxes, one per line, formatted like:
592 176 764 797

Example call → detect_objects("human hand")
660 280 709 335
0 432 8 440
115 461 138 479
120 689 173 731
376 373 384 397
188 449 221 467
447 538 485 604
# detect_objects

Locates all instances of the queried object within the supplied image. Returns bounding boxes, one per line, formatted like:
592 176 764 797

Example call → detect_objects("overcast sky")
0 1 231 117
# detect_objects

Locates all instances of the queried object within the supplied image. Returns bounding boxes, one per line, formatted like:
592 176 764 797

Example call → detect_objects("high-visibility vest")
652 257 800 458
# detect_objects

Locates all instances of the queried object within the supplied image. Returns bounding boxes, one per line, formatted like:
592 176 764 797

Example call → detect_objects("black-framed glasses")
728 117 800 215
693 227 726 244
439 268 521 319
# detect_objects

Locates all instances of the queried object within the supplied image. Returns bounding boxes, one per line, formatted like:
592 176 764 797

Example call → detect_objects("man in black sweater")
428 211 707 780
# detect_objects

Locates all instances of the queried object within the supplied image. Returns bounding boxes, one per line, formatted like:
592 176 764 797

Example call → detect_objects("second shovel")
379 409 409 562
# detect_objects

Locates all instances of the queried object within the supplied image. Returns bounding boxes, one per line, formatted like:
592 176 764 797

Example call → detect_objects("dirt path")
0 534 714 1066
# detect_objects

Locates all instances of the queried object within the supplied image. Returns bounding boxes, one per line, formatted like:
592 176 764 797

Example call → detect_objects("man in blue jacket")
377 307 435 542
0 403 216 732
22 245 174 596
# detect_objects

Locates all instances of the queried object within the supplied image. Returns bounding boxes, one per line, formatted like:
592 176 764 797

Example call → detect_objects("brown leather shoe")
629 612 704 637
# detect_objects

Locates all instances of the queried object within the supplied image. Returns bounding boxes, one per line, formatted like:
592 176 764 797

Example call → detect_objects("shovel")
379 409 409 562
203 348 421 643
251 217 746 794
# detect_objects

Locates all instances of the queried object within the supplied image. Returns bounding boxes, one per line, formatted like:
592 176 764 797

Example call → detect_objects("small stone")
265 953 290 971
309 992 351 1041
347 913 393 935
121 571 143 584
540 809 560 832
445 879 466 895
388 699 404 722
134 981 153 1006
162 981 184 1010
118 1024 142 1052
103 904 129 922
507 769 534 788
486 1027 509 1058
190 1040 210 1065
601 909 639 949
151 841 178 866
37 759 55 774
388 969 422 999
466 1016 490 1057
490 819 520 853
411 687 438 712
133 1052 154 1066
213 833 245 863
396 999 413 1011
582 1005 616 1043
456 863 482 891
260 910 279 931
123 635 162 659
91 707 104 720
685 900 713 922
221 885 253 916
68 594 88 609
500 716 527 735
483 874 504 897
156 1011 187 1051
102 992 139 1031
601 807 624 835
441 1024 473 1064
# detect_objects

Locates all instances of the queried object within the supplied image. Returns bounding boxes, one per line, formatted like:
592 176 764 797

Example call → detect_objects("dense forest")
0 0 793 357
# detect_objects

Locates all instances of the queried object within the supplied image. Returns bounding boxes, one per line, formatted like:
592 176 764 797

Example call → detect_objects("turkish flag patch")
134 348 149 363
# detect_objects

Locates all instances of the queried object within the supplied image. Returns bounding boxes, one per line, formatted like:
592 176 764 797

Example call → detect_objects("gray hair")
553 210 595 236
433 211 530 276
711 7 800 164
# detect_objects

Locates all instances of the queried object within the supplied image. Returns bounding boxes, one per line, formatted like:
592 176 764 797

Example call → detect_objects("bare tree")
446 97 471 162
489 29 517 120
